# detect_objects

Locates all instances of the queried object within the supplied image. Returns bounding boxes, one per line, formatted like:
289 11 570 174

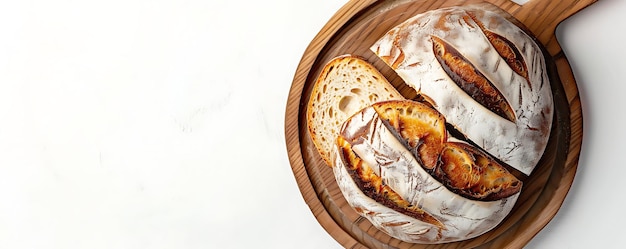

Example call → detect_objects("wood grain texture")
285 0 594 248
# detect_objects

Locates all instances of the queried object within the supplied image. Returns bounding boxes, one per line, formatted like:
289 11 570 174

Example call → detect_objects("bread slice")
306 55 404 166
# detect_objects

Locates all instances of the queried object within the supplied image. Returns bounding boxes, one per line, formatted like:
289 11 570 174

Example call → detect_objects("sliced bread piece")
306 55 404 166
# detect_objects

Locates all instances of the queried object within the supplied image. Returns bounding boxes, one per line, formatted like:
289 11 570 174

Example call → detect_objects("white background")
0 0 623 248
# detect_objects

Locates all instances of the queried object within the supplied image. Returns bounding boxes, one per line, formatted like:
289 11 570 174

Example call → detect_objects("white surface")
0 0 622 248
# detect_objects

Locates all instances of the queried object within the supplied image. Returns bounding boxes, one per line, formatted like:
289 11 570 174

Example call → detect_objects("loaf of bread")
333 100 521 243
307 55 404 166
371 6 553 175
305 5 554 244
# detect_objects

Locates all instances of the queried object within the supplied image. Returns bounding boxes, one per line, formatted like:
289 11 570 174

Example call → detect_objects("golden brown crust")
371 100 446 170
431 35 516 123
435 142 522 201
467 11 531 90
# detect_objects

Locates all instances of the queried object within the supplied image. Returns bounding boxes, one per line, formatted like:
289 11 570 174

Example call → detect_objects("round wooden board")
285 0 593 248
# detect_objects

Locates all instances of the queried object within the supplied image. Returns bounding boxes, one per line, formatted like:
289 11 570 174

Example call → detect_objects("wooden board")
284 0 593 248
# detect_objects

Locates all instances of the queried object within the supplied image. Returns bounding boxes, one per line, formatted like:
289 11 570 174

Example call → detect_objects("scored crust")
436 141 522 201
307 55 404 166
